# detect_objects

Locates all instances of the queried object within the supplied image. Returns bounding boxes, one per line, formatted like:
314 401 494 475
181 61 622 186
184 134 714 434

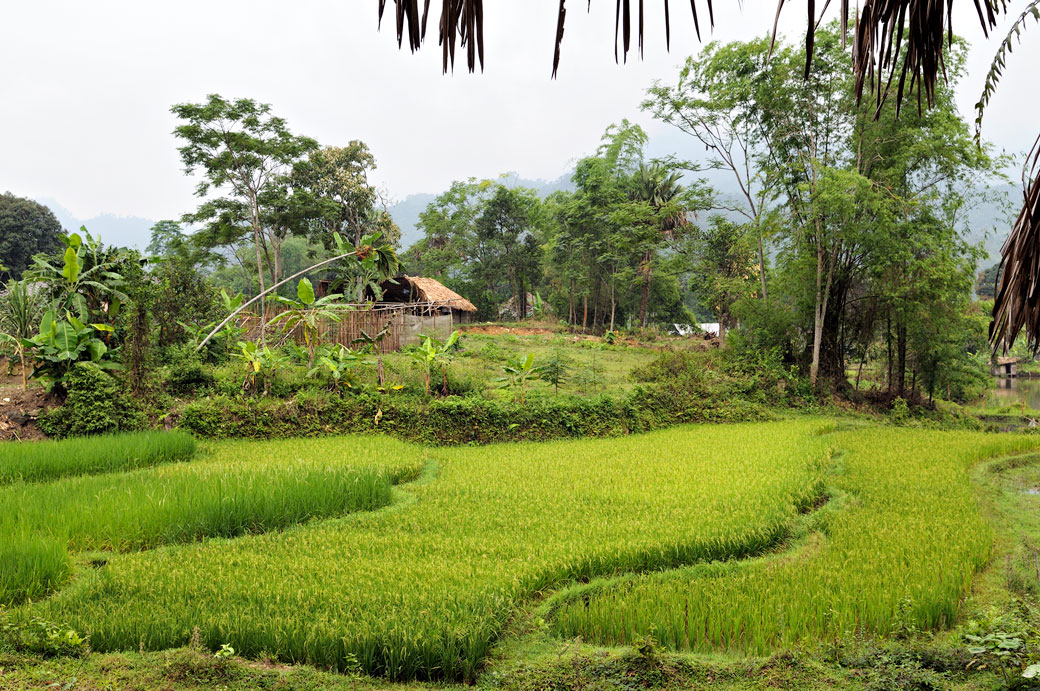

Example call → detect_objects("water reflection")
983 377 1040 410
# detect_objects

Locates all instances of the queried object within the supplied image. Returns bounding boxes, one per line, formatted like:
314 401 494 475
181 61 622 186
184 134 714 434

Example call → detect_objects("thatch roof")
403 276 477 312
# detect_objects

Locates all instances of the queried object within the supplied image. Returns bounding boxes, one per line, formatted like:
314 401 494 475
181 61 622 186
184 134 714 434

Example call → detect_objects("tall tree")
171 95 318 309
297 143 400 247
643 37 779 299
0 193 64 282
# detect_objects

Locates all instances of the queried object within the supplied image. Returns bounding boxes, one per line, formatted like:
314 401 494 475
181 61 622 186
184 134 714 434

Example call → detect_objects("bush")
178 382 771 444
39 362 143 438
166 362 216 397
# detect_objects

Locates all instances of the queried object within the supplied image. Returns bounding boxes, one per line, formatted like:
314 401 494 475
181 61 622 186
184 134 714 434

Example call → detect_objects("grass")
8 420 1039 685
549 426 1040 653
0 430 196 485
209 330 662 401
23 420 831 681
0 436 424 605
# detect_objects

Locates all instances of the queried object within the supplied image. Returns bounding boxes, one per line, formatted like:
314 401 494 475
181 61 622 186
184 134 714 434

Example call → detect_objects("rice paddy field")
4 420 1040 685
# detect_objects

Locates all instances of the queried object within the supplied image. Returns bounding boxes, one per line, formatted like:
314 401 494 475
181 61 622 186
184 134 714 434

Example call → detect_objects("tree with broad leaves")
0 193 63 283
171 94 319 316
376 0 1040 354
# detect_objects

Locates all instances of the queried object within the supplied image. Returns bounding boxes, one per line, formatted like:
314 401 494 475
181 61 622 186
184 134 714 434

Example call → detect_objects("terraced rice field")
5 421 1037 682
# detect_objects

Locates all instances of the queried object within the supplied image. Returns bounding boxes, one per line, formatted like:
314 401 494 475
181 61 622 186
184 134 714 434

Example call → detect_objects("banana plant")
267 278 345 366
495 353 545 404
22 310 119 392
307 344 366 397
28 229 130 324
352 320 394 386
233 340 287 396
407 330 460 397
0 280 46 390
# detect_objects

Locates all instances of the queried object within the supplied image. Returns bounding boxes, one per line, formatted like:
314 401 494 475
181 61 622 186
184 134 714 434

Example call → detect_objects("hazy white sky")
2 1 1038 222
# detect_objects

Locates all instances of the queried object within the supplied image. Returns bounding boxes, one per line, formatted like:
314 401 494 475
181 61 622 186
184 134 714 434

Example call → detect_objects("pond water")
981 377 1040 411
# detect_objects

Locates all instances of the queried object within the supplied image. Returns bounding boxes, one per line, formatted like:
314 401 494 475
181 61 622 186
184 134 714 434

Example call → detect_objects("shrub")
166 362 216 397
39 362 142 438
177 386 770 444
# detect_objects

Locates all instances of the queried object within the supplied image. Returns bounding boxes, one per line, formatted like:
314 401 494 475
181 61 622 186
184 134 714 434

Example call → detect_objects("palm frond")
379 0 716 75
377 0 483 73
991 135 1040 353
975 0 1040 142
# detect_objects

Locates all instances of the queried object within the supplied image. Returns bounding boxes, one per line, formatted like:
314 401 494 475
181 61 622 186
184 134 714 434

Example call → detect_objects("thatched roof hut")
377 275 477 319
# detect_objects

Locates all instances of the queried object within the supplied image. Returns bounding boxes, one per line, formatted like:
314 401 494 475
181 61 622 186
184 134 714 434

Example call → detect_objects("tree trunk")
896 324 907 397
639 250 652 328
249 195 267 342
886 315 893 395
854 347 867 391
756 225 768 300
609 279 617 333
582 294 588 333
810 239 825 389
19 350 27 391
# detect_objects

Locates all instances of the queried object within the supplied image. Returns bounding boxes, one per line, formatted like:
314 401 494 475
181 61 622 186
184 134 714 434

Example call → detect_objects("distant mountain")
36 198 155 251
388 172 575 249
35 173 1014 264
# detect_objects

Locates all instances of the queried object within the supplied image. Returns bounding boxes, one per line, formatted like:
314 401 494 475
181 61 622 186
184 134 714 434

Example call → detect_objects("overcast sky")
2 1 1038 223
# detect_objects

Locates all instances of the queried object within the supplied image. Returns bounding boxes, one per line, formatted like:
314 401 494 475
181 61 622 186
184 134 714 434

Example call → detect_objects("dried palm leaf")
991 137 1040 353
377 0 484 73
378 1 716 75
975 0 1040 141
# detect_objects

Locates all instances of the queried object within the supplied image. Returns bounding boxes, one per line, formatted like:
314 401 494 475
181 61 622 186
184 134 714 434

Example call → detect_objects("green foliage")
233 341 289 396
28 229 131 325
178 380 769 445
549 428 1040 655
28 421 829 680
407 330 459 397
0 430 195 485
172 94 320 296
0 538 69 606
0 438 422 606
166 360 216 397
494 353 544 404
307 344 366 395
0 279 46 389
0 193 63 283
39 362 141 437
0 611 87 658
268 278 346 363
24 310 120 392
540 349 573 394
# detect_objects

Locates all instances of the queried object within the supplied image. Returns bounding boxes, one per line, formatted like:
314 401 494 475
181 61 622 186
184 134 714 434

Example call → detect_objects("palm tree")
630 162 686 327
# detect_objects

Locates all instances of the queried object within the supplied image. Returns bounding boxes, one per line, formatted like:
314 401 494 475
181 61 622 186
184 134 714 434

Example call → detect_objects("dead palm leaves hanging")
375 0 1040 352
376 1 716 75
990 138 1040 353
377 0 484 73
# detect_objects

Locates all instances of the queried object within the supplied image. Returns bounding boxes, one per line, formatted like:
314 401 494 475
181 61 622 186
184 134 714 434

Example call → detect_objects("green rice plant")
0 436 423 604
24 421 831 681
0 430 196 485
549 428 1040 654
0 533 68 605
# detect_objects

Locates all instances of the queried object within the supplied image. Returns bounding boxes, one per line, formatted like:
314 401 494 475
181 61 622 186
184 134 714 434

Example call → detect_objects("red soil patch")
461 325 563 337
0 358 54 441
